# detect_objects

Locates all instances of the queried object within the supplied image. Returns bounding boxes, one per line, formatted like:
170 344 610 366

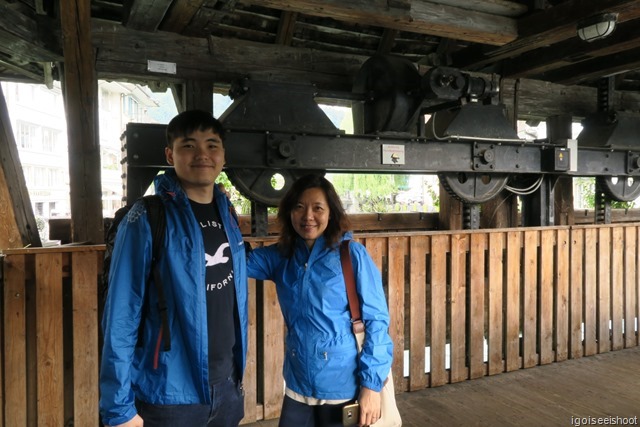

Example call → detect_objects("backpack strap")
141 195 171 351
340 240 365 335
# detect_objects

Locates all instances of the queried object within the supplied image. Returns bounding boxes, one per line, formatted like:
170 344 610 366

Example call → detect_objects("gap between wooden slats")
523 231 538 368
71 251 99 425
555 229 569 362
505 231 522 372
611 227 624 351
569 228 584 359
583 228 598 356
35 252 64 426
597 227 611 353
539 229 555 365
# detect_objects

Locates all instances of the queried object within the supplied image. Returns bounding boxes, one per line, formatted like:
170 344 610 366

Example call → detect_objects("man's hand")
358 386 381 426
111 414 143 427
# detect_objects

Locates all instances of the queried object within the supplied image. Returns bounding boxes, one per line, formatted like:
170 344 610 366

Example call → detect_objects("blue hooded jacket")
99 170 248 426
247 233 393 400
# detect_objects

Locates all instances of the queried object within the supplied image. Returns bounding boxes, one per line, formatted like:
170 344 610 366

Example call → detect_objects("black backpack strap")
141 195 171 351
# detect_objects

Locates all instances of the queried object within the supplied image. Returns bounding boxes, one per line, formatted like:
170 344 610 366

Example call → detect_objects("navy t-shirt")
189 198 237 384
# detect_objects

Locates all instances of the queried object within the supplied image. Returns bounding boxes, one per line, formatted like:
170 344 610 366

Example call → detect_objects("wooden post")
59 0 104 243
185 80 214 113
0 84 41 249
438 183 463 230
548 114 575 225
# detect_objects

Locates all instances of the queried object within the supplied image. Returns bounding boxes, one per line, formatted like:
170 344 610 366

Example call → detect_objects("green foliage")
575 177 635 209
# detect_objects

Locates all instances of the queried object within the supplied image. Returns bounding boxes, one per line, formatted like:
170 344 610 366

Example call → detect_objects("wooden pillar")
59 0 104 243
438 183 463 230
171 80 214 114
0 84 41 249
481 192 518 229
548 114 575 225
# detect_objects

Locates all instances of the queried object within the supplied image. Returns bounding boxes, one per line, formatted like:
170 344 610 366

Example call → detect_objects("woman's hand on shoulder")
358 386 381 426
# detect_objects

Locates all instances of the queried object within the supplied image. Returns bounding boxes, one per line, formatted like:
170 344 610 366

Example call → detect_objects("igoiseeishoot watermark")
571 416 638 426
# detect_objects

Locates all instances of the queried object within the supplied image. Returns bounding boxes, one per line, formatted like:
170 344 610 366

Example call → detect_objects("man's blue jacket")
99 170 248 426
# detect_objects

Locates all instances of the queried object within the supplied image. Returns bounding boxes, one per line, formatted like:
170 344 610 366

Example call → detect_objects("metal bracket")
472 143 496 171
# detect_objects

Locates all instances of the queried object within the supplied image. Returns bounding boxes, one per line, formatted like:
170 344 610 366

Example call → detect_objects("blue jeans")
136 375 244 427
277 395 346 427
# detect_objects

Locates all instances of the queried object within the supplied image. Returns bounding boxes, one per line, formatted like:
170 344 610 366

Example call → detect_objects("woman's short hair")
166 110 225 147
277 174 351 257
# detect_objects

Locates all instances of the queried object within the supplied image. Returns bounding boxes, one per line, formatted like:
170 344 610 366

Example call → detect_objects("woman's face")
291 187 331 249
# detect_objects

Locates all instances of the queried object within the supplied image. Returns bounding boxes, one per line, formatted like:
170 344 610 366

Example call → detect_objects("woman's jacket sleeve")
351 241 394 392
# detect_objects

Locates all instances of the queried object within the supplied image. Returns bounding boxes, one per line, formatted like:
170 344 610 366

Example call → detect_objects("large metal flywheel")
438 172 510 204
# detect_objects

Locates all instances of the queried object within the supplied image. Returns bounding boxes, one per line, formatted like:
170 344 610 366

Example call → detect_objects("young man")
100 110 248 427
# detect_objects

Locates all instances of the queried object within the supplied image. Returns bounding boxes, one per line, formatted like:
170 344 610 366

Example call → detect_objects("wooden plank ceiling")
1 0 640 94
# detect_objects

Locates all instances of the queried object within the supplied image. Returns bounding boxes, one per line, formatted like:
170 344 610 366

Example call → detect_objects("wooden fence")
1 224 639 426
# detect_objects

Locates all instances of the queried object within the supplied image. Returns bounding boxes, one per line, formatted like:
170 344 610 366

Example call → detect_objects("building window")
42 128 58 152
35 202 44 216
17 121 37 149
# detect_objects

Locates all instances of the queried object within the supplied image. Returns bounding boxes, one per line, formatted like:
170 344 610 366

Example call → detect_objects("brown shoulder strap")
340 240 365 334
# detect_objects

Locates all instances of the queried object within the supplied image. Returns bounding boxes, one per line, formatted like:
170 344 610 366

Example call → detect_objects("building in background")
1 80 160 239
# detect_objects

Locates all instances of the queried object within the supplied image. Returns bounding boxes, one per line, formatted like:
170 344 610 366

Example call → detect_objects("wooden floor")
243 346 640 427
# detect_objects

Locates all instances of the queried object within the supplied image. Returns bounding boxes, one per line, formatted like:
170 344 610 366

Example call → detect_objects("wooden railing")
2 224 639 426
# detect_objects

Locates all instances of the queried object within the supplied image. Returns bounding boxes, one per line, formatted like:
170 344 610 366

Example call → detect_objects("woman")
247 174 393 427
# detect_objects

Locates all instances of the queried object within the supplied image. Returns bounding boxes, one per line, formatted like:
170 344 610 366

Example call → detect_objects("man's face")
165 129 225 194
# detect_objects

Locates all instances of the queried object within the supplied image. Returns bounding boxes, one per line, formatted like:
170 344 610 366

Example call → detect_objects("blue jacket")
99 170 248 426
247 233 393 400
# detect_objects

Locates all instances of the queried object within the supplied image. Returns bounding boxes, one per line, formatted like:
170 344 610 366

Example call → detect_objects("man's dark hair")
277 174 351 257
166 110 226 147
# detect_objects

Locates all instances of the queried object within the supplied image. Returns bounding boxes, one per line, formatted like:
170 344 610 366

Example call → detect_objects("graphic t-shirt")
189 198 237 384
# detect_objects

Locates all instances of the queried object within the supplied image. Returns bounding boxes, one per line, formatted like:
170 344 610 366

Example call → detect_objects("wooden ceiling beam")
159 0 205 33
275 11 298 45
540 46 640 86
453 0 640 70
0 3 62 63
248 0 518 45
427 0 528 17
502 20 640 79
122 0 173 31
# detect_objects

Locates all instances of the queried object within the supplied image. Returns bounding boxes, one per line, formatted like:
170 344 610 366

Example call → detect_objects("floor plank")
242 346 640 426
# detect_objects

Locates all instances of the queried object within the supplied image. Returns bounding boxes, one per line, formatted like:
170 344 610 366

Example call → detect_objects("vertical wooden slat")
71 252 99 425
597 227 611 353
468 233 486 379
3 254 27 426
523 230 538 368
505 231 522 372
539 229 554 365
624 226 637 348
583 228 598 356
409 236 428 391
487 232 504 376
262 280 284 419
555 228 569 362
387 237 406 390
569 228 584 358
243 277 258 423
449 234 468 383
36 253 64 426
610 227 624 351
637 227 640 347
429 235 448 387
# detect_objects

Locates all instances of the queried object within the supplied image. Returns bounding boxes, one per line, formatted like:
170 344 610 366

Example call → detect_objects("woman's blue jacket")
247 233 393 400
99 170 249 426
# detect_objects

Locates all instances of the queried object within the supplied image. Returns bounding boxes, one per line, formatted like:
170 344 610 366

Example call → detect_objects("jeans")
277 395 346 427
136 375 245 427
